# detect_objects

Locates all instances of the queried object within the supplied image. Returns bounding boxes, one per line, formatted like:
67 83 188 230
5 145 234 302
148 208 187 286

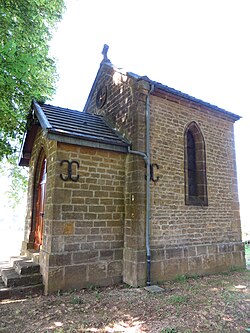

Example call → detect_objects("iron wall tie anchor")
60 160 80 182
145 163 160 182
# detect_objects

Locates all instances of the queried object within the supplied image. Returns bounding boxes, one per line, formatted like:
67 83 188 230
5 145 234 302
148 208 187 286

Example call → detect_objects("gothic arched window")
184 122 208 206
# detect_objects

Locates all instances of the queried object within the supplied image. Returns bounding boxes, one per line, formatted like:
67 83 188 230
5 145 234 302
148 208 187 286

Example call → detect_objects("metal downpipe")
145 84 154 286
127 83 154 286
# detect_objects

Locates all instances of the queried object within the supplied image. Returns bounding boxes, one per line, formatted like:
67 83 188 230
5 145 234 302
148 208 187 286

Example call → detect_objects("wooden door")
34 158 47 250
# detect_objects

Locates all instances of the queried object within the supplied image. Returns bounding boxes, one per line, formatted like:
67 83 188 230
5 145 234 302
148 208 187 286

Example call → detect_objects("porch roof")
19 101 130 166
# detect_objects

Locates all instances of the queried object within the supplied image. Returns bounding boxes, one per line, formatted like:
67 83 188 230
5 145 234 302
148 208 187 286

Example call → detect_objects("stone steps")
1 267 42 287
13 258 40 275
0 278 43 300
0 256 43 300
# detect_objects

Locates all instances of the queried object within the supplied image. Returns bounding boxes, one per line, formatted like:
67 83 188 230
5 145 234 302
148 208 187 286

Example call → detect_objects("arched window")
184 122 208 206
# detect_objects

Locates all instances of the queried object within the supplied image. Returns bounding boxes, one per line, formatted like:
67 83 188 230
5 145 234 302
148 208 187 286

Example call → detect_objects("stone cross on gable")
102 44 110 62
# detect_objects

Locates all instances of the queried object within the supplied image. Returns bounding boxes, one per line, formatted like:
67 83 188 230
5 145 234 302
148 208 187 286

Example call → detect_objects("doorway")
33 152 47 250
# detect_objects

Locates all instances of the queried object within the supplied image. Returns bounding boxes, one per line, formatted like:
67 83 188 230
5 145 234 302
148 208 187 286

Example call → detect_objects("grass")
174 275 188 283
70 296 84 304
168 295 188 305
160 328 177 333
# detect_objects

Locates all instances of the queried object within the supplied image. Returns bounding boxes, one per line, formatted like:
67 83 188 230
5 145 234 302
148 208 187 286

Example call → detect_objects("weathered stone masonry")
149 93 244 282
87 64 150 286
87 63 245 284
23 131 126 294
20 58 245 294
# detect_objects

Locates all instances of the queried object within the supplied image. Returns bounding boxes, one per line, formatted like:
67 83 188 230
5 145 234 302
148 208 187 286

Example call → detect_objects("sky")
49 0 249 236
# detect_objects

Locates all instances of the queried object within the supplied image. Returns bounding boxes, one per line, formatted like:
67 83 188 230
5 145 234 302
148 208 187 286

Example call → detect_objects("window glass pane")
187 131 197 197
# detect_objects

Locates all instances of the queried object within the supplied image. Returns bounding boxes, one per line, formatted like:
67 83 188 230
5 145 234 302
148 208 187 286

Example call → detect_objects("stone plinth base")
150 242 246 283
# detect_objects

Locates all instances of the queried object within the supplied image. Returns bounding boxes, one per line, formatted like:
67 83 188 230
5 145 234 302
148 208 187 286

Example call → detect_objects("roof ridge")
89 57 241 121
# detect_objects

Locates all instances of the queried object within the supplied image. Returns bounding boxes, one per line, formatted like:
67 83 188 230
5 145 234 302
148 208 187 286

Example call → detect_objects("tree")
0 156 28 208
0 0 65 159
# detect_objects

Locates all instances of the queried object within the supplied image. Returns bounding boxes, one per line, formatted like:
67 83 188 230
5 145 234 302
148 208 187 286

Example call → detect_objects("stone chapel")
18 50 245 294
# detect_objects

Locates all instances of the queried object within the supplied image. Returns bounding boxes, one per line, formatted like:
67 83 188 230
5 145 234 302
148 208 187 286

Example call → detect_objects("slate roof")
19 58 240 167
127 71 241 121
19 101 130 166
84 60 240 121
36 102 129 147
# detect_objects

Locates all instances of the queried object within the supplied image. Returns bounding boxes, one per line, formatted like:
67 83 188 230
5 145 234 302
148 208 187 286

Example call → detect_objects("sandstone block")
73 251 98 264
49 253 72 267
88 262 107 281
107 261 122 277
64 264 87 290
63 222 74 235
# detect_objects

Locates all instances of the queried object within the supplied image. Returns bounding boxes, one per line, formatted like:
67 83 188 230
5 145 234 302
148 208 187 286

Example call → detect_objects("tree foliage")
0 0 65 159
0 156 28 208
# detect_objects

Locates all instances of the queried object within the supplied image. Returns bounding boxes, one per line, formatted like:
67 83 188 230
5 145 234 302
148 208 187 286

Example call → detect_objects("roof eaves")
152 82 241 121
128 72 241 122
47 128 130 147
18 124 39 166
32 100 52 129
47 129 129 153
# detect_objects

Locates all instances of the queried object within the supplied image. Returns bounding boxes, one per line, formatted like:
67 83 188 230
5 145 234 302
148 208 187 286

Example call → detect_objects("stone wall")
22 64 245 293
87 64 150 286
22 125 126 293
41 143 126 294
86 64 245 284
149 92 245 282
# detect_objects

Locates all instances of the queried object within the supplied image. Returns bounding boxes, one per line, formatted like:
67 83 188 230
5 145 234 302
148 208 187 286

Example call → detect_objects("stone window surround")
184 121 208 206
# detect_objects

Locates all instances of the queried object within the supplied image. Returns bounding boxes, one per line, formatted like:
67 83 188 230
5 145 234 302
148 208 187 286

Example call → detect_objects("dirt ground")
0 270 249 333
